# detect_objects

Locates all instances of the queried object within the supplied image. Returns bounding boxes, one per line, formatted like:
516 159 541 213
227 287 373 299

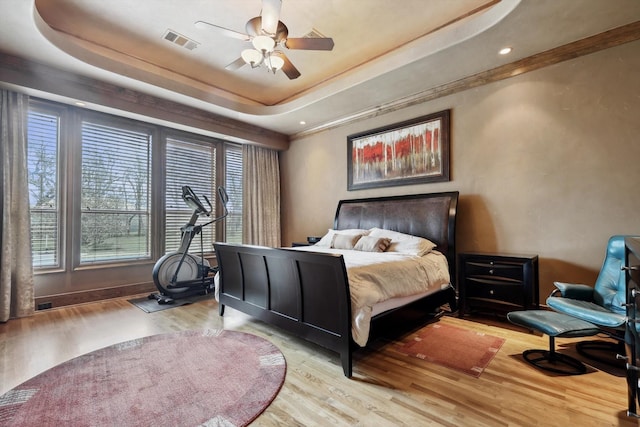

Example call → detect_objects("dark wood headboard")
333 191 459 285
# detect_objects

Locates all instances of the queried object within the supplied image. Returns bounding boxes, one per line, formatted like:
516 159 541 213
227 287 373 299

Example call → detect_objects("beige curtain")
242 144 281 247
0 90 34 322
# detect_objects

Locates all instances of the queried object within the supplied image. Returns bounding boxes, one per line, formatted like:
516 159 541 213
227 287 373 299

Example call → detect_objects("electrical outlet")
37 302 52 310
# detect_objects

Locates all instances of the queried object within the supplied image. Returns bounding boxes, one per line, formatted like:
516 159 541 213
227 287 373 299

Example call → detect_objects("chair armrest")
551 282 595 301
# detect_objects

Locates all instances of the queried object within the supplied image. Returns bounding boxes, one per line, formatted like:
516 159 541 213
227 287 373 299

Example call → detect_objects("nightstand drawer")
464 260 525 281
465 278 525 306
458 252 539 317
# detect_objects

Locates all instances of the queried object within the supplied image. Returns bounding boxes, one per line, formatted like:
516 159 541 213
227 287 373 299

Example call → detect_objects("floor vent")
163 29 199 51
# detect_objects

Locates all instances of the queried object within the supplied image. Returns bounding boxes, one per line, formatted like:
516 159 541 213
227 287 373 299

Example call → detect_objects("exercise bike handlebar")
216 186 229 219
182 186 211 216
181 185 229 224
203 186 229 225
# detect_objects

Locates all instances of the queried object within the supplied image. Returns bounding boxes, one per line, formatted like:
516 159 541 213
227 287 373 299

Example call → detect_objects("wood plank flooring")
1 296 638 426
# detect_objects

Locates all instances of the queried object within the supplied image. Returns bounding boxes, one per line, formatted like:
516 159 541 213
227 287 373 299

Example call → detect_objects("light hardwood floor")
1 296 638 427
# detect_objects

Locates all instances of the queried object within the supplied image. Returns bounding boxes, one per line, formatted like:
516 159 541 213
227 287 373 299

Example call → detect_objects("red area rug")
396 322 505 377
0 329 286 426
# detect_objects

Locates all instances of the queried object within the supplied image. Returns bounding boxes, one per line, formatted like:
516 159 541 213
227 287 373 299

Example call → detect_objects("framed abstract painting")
347 110 450 190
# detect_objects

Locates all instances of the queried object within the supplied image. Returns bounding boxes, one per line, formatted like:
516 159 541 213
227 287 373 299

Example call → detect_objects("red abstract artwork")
348 110 450 190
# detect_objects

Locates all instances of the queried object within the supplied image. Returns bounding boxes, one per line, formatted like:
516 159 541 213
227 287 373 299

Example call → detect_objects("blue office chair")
546 235 637 364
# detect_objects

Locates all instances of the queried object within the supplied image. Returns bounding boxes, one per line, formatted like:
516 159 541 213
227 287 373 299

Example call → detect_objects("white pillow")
314 229 369 247
368 227 436 256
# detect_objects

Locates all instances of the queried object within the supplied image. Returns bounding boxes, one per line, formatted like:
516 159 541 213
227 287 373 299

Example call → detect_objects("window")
26 98 243 278
27 107 61 268
225 146 243 244
80 120 152 263
164 136 216 253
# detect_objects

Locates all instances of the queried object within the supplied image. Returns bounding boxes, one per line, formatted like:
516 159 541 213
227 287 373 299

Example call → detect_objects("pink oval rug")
0 329 286 426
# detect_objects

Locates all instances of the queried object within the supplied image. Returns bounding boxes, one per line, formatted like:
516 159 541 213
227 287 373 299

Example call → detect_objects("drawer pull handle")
489 269 494 275
489 289 494 295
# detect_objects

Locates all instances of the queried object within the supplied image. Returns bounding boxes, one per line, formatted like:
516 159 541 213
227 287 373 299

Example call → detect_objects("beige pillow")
368 227 437 256
331 233 363 250
354 236 392 252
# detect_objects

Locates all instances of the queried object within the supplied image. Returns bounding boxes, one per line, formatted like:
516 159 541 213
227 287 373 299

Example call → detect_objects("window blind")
27 110 60 268
80 121 152 262
165 137 216 253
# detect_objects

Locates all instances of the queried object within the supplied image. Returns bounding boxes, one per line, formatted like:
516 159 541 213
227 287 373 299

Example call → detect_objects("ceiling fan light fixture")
267 54 285 73
252 35 275 52
241 49 263 67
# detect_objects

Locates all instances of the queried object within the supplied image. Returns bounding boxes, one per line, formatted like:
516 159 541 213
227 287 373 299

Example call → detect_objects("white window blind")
80 121 152 263
27 109 60 268
165 137 216 253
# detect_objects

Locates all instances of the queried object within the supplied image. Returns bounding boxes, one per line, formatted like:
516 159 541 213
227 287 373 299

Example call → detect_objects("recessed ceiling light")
299 121 306 125
499 47 512 55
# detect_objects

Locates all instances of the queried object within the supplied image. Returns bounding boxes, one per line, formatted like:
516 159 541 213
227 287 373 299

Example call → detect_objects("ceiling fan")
195 0 334 79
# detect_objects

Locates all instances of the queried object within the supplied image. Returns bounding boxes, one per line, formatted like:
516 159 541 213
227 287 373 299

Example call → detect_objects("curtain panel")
242 145 281 247
0 90 34 322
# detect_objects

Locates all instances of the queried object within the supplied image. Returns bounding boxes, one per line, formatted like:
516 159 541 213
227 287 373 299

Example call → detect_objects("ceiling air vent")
163 29 199 51
303 28 326 39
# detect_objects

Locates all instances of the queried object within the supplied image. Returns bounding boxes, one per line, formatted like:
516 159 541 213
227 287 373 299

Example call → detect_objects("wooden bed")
213 191 459 377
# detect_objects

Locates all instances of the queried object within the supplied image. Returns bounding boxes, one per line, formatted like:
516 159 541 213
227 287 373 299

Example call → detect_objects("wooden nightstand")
458 252 539 317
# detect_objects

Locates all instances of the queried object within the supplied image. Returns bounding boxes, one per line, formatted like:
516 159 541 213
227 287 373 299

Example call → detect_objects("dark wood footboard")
214 243 355 376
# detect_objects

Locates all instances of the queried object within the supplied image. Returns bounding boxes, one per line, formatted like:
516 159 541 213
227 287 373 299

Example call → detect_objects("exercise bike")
150 185 229 304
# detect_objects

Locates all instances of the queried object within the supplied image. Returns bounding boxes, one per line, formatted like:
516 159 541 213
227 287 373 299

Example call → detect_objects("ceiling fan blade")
225 57 246 71
195 20 250 41
284 37 334 51
261 0 282 35
274 52 301 80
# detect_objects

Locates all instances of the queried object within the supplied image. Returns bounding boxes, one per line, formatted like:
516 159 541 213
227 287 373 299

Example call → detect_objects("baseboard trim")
35 282 156 310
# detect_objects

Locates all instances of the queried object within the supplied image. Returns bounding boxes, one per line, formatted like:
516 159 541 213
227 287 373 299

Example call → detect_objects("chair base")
522 348 587 375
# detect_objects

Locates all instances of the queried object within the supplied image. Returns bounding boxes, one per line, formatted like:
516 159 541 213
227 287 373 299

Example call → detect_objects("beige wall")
280 40 640 300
